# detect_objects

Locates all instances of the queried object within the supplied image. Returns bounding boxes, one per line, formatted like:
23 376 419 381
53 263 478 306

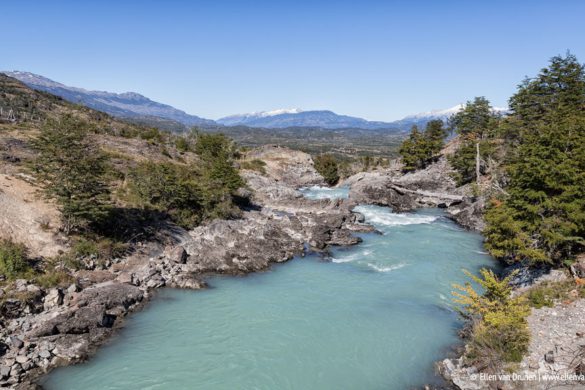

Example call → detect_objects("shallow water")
43 187 494 390
299 185 350 200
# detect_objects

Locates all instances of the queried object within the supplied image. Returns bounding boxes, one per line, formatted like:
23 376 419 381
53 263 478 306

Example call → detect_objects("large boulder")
347 172 417 212
447 198 486 232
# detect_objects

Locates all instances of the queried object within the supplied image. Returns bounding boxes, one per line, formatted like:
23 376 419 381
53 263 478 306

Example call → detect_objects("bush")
194 133 238 161
526 288 554 308
453 268 530 369
239 159 266 174
127 161 204 228
139 127 164 143
124 133 244 229
71 236 130 261
35 270 74 289
175 137 191 152
483 200 548 264
0 239 31 279
72 238 99 258
314 154 340 185
525 280 585 308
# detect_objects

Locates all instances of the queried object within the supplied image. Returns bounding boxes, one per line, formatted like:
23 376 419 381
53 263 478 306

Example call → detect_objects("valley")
1 49 584 390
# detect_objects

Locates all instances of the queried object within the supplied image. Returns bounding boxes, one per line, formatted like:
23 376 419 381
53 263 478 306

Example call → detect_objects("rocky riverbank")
0 146 372 389
440 265 585 390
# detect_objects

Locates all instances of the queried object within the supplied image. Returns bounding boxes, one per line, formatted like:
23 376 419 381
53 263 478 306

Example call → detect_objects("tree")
195 133 244 194
314 154 340 185
450 97 498 140
510 52 585 127
194 133 239 161
448 141 495 186
425 119 449 150
449 97 500 185
399 125 426 171
128 161 204 228
0 239 30 279
399 121 447 172
484 54 585 264
33 115 111 233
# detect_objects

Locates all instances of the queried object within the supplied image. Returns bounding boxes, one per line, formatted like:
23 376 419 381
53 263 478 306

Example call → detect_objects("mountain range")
2 71 505 132
216 108 395 130
2 71 215 127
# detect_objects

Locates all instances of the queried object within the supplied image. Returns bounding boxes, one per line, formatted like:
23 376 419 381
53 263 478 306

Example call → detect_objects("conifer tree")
399 121 447 172
484 54 585 264
449 97 499 185
32 115 111 233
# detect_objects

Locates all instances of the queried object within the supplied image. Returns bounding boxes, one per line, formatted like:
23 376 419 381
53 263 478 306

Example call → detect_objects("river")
42 186 493 390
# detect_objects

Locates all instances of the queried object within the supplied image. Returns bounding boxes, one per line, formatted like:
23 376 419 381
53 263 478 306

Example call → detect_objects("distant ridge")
2 71 215 128
2 71 506 133
217 109 395 130
217 105 507 131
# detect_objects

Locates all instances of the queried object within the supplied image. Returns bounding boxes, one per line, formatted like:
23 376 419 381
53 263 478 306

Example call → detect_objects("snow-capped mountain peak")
402 104 508 121
401 104 464 120
219 108 303 123
257 108 303 117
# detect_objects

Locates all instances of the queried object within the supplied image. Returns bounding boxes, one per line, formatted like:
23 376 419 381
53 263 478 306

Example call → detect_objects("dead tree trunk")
475 141 481 185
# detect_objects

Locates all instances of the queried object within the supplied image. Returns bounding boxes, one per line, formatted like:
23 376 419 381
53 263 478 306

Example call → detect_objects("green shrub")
124 133 244 229
453 268 530 369
72 238 99 258
175 137 191 152
139 127 163 143
314 154 340 185
525 280 585 308
483 200 548 264
35 270 74 289
127 161 203 228
194 133 238 161
239 159 267 174
0 239 31 279
526 288 554 308
71 236 129 260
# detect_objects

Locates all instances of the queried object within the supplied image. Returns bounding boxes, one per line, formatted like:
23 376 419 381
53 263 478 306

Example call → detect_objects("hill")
2 71 215 128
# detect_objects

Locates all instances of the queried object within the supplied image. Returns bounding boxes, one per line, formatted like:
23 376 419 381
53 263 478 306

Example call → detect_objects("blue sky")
2 0 584 121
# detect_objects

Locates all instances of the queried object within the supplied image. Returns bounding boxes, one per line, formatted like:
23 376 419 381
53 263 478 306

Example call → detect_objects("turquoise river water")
43 186 494 390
